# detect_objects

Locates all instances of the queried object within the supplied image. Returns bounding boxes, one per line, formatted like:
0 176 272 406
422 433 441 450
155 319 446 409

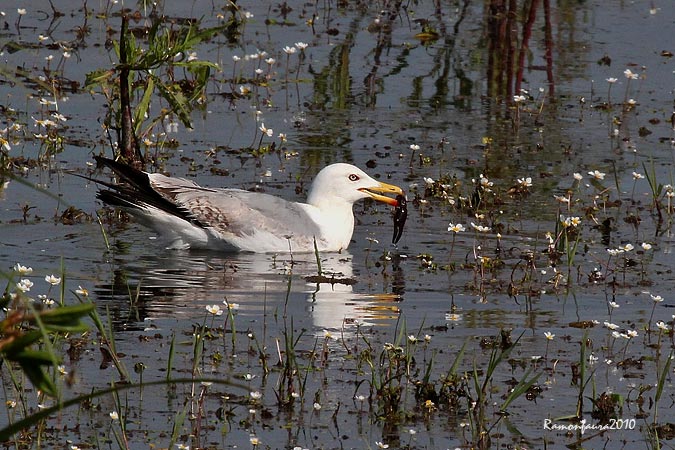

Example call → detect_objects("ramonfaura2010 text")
543 418 636 434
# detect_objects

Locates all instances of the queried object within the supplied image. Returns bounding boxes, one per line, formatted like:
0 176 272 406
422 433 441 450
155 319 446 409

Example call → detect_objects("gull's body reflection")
95 249 401 333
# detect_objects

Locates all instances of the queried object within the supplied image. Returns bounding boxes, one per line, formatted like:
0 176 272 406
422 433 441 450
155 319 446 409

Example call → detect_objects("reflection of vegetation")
485 0 555 101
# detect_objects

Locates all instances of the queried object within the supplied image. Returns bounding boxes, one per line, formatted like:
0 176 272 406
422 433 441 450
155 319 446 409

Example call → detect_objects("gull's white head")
307 163 403 208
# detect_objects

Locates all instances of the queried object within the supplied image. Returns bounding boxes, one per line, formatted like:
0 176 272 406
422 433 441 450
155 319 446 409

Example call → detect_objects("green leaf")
501 368 541 411
85 69 115 89
156 80 193 128
1 330 44 355
134 77 155 135
36 303 94 332
12 349 59 366
655 350 673 404
39 303 95 323
18 360 57 396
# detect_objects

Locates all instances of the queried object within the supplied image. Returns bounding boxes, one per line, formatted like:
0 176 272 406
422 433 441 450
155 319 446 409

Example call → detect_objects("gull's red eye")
349 174 360 181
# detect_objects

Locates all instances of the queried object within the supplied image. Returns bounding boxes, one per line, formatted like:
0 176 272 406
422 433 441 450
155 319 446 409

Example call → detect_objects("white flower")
470 222 490 233
447 223 465 233
544 331 555 340
656 321 669 331
623 68 639 80
651 294 664 303
250 436 260 446
478 174 493 189
223 300 239 310
110 411 119 420
16 279 34 292
608 301 620 309
632 172 644 180
250 391 262 400
573 172 583 181
205 304 223 316
52 112 67 122
562 216 581 228
588 170 605 180
410 144 420 151
375 442 389 449
17 8 26 15
75 286 89 297
626 329 638 338
259 123 273 137
283 46 297 55
603 321 620 331
606 77 618 84
313 402 322 410
513 95 526 103
295 42 308 50
45 274 61 286
408 334 417 343
13 263 33 274
517 177 532 187
423 176 434 185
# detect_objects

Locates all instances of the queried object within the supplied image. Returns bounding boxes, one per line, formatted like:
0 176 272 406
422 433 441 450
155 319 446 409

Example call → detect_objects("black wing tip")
96 188 141 210
94 156 208 229
94 156 150 188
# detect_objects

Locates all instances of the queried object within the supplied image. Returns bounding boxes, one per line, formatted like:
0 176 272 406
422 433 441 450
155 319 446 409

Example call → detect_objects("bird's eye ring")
349 174 360 181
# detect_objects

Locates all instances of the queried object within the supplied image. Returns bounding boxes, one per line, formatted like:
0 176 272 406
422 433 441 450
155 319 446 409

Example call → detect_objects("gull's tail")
94 156 206 228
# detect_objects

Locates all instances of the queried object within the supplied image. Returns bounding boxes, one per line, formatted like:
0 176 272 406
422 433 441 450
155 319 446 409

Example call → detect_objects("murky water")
1 1 675 449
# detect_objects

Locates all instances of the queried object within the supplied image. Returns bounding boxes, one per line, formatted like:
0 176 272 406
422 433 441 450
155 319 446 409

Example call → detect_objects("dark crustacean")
392 193 407 244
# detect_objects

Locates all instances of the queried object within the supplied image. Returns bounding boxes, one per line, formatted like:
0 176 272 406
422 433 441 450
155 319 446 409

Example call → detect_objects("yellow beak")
359 181 404 207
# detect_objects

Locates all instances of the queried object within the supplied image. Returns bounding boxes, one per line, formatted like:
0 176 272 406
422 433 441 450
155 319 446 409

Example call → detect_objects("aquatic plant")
85 15 225 161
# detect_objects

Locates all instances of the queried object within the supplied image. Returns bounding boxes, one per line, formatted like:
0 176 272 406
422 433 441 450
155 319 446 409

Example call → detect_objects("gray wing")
149 174 322 240
185 189 322 239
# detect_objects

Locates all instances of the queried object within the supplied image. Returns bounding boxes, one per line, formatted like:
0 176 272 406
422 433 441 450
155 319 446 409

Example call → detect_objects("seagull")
94 156 405 253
